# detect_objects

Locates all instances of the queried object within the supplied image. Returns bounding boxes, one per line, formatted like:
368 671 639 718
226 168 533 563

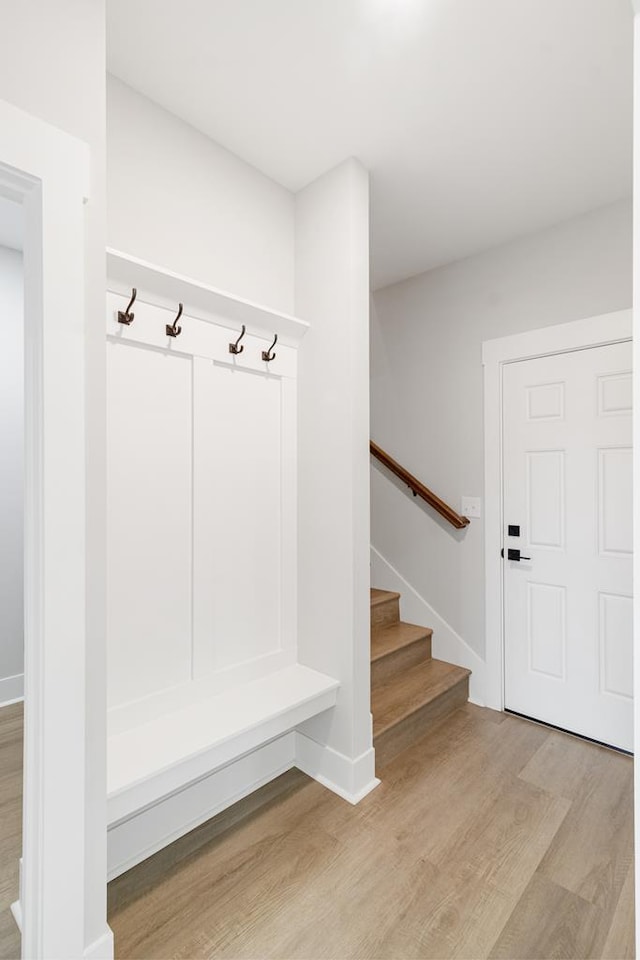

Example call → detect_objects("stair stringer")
370 545 490 707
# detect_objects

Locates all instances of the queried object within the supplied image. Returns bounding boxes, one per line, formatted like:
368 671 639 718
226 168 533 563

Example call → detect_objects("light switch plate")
461 496 481 519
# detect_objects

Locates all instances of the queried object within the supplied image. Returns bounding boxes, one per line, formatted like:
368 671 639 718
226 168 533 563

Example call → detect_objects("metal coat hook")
166 303 184 338
117 288 137 326
262 333 277 362
229 324 246 355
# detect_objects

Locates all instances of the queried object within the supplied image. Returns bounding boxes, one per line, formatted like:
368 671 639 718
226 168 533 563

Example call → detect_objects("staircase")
371 588 471 766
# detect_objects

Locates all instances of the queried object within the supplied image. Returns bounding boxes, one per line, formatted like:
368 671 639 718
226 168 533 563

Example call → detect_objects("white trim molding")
108 726 380 880
294 733 379 804
0 98 112 959
482 310 632 712
0 672 24 706
108 734 297 880
632 9 640 957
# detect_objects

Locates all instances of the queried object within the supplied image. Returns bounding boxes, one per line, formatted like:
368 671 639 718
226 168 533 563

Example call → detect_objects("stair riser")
371 597 400 629
371 636 432 688
374 676 469 769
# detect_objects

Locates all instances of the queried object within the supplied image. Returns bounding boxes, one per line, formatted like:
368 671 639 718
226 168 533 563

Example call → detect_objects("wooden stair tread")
371 621 433 663
372 658 471 738
370 588 401 607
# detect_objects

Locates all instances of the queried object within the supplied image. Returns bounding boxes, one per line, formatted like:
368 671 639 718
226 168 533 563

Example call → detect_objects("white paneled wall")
193 363 285 673
107 341 193 707
106 283 300 717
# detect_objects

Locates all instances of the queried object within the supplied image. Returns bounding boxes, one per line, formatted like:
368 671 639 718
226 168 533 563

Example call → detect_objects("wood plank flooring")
0 701 634 959
0 703 22 960
107 704 635 960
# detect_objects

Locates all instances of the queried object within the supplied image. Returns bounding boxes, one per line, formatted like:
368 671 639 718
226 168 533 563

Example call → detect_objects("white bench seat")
107 664 339 825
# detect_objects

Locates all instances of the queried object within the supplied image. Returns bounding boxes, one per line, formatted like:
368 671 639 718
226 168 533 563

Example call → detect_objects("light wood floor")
0 702 634 959
107 704 635 960
0 703 22 960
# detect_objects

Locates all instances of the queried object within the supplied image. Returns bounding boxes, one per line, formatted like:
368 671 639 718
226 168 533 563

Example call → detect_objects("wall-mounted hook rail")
117 288 137 325
229 324 246 355
166 303 184 338
262 333 277 362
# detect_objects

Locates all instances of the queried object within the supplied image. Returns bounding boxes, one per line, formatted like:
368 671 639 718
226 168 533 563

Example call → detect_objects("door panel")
503 341 633 750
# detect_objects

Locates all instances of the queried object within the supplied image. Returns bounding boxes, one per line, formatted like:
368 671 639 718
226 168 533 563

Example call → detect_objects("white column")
295 158 378 802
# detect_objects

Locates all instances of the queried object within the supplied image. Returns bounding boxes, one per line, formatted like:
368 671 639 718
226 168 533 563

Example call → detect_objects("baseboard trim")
0 672 24 707
107 732 296 880
10 899 21 933
10 903 113 959
370 545 489 706
83 927 114 960
295 732 380 804
108 726 381 878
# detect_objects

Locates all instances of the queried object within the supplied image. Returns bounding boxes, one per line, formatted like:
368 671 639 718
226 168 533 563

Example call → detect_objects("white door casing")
483 310 632 715
0 100 110 958
502 342 633 750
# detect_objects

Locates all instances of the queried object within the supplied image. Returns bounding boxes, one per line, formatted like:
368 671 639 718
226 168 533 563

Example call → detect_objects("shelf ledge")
106 248 310 346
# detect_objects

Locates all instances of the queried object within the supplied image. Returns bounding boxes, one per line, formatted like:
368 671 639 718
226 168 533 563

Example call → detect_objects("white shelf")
106 248 310 346
107 664 339 825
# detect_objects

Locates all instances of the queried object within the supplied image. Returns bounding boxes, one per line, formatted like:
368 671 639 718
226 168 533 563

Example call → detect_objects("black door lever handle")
502 548 531 561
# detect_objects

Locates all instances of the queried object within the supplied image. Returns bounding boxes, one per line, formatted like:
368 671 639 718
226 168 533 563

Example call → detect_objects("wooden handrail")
370 441 470 530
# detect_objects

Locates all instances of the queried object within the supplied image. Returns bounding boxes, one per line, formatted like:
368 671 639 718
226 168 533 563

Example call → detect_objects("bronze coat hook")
229 324 246 355
117 288 137 325
262 333 277 362
166 303 184 338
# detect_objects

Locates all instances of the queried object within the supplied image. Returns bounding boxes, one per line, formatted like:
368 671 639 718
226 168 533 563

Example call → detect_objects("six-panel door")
503 341 633 750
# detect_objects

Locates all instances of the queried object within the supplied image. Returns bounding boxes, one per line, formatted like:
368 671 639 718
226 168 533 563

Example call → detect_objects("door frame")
482 310 632 712
0 99 109 958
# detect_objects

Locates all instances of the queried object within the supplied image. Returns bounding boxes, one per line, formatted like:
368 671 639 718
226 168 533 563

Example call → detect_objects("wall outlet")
461 496 481 519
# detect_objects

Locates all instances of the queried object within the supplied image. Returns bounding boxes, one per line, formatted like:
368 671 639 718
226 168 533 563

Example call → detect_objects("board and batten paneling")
107 341 193 707
106 288 300 714
193 361 290 675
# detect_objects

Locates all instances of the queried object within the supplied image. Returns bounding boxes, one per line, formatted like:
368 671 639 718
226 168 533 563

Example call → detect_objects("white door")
503 341 633 751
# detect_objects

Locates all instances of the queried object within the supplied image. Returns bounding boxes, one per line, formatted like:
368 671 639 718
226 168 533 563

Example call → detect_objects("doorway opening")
0 103 101 959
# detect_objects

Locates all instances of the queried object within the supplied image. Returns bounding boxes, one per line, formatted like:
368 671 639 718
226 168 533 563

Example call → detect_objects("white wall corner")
295 156 372 766
370 544 491 707
295 732 379 804
83 928 115 960
632 0 640 16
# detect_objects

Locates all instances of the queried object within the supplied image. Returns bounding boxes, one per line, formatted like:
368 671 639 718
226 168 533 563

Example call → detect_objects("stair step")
372 658 471 766
370 588 401 628
371 621 432 687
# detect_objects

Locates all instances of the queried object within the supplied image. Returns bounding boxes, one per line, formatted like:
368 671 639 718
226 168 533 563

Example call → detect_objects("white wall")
371 198 632 665
0 244 23 705
107 76 295 315
296 158 376 796
0 1 109 954
632 6 640 953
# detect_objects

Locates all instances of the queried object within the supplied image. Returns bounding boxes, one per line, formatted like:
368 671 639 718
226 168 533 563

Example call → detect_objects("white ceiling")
0 196 23 252
107 0 633 289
